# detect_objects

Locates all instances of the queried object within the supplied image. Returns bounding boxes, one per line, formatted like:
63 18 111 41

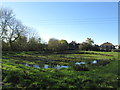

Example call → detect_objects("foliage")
69 41 79 50
48 38 68 52
112 49 120 52
59 39 69 51
11 36 28 51
79 38 100 51
73 64 89 71
1 7 119 89
2 40 11 51
0 8 27 50
2 51 119 89
27 37 42 51
79 42 93 51
86 38 94 45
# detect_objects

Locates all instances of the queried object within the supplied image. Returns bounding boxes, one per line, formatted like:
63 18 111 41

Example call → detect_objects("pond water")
75 62 86 65
23 63 69 69
18 60 106 69
92 60 97 64
75 60 98 65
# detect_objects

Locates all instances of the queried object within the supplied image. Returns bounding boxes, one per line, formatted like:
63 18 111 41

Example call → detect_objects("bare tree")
0 8 26 49
0 8 14 38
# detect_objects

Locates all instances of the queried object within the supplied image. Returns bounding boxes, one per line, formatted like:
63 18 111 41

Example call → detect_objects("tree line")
0 8 101 52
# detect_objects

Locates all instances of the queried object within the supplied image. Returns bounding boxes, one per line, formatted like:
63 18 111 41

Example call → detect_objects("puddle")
54 65 69 69
75 62 86 65
22 63 69 69
33 65 40 68
75 60 99 65
17 59 109 69
44 65 49 68
25 63 29 67
91 60 97 64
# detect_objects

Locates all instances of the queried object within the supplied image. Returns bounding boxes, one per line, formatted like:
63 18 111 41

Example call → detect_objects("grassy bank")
2 51 120 89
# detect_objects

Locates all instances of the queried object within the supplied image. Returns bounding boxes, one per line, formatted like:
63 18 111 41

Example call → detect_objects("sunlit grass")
2 51 119 88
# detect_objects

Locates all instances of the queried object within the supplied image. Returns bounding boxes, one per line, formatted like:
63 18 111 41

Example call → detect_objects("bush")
112 49 120 52
73 64 89 71
2 41 11 51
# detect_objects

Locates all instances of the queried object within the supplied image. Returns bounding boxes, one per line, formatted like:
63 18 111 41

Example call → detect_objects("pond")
75 60 98 65
92 60 97 64
22 63 69 69
75 62 86 65
18 60 102 69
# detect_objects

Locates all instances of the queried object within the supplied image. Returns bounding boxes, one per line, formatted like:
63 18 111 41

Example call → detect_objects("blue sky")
1 2 118 45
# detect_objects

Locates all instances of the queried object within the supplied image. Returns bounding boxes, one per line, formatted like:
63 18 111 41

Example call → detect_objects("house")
69 41 79 50
100 42 115 51
115 45 120 49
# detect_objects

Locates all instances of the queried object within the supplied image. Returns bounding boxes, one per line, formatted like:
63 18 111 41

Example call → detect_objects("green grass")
2 51 120 89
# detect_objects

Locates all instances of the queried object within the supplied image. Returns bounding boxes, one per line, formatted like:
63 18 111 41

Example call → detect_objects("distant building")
69 41 79 50
100 42 115 51
115 45 120 49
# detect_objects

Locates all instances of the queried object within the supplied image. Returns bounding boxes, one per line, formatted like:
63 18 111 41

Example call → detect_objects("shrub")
73 64 89 71
112 49 120 52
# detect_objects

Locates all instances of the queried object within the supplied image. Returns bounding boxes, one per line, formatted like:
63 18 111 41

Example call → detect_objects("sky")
1 2 118 45
1 0 119 2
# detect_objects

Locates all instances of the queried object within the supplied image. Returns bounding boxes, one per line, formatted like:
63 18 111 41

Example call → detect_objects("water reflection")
75 62 86 65
54 65 69 69
44 65 49 68
75 60 99 65
18 60 107 69
23 63 69 69
33 65 40 68
92 60 97 64
25 64 30 67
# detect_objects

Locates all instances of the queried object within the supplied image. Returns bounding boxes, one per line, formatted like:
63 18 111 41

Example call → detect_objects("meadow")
2 50 120 89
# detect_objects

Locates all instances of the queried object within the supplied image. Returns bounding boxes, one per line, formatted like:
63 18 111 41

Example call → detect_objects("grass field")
2 51 120 89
